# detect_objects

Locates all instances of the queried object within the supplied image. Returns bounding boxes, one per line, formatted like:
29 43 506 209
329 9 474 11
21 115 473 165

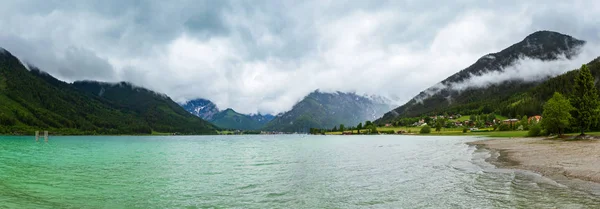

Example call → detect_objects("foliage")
571 64 600 134
370 125 378 134
462 128 468 133
542 92 574 135
0 49 216 135
208 109 267 130
519 115 529 130
380 130 395 134
497 124 511 131
435 119 445 132
469 115 477 122
486 114 496 122
527 124 542 137
420 125 431 134
339 124 345 132
375 31 586 125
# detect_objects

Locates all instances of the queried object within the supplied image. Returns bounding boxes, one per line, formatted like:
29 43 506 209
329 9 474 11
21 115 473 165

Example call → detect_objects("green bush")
540 129 548 136
527 124 542 137
381 130 395 134
462 128 468 133
497 124 511 131
420 125 431 134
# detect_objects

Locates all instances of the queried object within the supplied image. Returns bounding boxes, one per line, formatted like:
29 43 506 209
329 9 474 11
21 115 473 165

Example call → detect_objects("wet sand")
469 137 600 183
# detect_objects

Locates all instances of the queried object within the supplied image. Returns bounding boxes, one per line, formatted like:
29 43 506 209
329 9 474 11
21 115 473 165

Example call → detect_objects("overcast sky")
1 0 600 114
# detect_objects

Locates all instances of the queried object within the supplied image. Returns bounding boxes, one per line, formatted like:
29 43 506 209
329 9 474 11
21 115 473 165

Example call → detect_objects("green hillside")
376 31 587 124
209 108 265 130
72 81 218 134
499 58 600 118
0 48 216 135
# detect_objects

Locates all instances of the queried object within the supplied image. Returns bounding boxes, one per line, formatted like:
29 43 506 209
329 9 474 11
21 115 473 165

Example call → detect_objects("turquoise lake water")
1 135 599 208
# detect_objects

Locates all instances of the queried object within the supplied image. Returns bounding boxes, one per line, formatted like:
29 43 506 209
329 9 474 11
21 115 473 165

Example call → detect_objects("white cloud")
1 0 600 114
449 42 598 91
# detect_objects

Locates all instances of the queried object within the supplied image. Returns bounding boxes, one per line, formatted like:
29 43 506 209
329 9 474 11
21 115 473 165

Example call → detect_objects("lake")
1 135 599 208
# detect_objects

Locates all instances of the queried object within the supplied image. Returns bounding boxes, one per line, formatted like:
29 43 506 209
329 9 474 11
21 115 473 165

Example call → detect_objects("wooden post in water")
35 131 39 142
44 131 48 142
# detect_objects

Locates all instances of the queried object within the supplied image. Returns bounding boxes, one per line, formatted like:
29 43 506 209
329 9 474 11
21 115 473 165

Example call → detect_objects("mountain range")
376 31 588 124
0 48 216 135
181 99 275 130
2 30 597 134
262 90 394 132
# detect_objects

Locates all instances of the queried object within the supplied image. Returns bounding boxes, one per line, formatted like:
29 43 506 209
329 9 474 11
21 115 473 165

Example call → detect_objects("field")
325 126 528 138
449 114 508 122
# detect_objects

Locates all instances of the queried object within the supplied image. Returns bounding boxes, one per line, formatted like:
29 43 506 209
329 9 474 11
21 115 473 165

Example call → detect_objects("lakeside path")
469 137 600 183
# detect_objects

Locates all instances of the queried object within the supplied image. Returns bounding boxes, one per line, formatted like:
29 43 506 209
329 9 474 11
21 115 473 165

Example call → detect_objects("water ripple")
1 135 599 208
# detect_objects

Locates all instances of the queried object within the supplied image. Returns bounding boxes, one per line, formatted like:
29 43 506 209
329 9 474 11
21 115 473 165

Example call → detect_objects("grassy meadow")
325 125 529 138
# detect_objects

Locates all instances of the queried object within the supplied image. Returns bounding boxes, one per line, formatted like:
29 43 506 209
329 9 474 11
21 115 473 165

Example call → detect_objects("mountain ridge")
0 48 217 135
263 90 394 132
180 99 275 130
376 30 586 124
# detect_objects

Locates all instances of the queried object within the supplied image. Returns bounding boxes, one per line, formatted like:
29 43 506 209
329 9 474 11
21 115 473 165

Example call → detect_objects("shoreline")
468 137 600 184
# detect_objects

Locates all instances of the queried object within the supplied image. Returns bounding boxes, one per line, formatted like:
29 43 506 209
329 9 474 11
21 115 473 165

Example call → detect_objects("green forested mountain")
263 91 393 132
0 48 216 135
376 31 587 124
208 108 270 130
498 58 600 118
180 99 275 130
72 81 217 134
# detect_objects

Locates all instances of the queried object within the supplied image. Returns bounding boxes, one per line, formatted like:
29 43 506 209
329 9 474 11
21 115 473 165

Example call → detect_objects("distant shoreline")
468 138 600 184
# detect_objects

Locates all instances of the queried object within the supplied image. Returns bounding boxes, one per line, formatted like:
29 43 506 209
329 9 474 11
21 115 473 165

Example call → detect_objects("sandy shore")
469 137 600 183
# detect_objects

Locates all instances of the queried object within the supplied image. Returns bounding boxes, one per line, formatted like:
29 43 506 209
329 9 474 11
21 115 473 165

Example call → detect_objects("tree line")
541 64 599 136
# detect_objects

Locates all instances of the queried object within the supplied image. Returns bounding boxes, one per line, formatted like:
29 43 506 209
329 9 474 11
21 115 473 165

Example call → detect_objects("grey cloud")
1 0 600 114
59 47 117 81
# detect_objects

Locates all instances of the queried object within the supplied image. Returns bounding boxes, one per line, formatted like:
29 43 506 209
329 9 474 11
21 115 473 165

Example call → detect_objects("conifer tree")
571 64 599 135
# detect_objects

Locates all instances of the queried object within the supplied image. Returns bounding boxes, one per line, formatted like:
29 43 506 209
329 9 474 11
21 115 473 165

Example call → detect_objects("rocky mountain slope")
181 99 274 130
376 31 586 124
263 90 394 132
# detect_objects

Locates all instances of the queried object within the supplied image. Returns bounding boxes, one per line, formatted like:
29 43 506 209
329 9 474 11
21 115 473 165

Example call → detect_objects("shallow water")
0 135 599 208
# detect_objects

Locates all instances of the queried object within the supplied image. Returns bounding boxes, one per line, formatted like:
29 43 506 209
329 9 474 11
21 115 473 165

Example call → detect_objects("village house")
502 119 519 125
528 115 542 123
413 119 425 126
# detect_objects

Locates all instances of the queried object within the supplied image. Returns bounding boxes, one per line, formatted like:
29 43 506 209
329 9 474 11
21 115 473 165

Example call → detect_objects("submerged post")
44 131 48 142
35 131 39 142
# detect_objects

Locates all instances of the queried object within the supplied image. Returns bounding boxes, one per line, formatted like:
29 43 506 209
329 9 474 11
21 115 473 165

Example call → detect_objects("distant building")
502 119 519 125
528 115 542 123
385 123 392 127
